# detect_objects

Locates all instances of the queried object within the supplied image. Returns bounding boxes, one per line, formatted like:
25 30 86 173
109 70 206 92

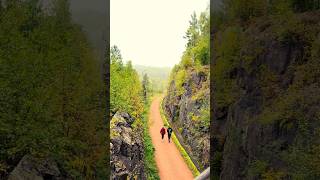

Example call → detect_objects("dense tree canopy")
110 45 143 119
0 0 107 178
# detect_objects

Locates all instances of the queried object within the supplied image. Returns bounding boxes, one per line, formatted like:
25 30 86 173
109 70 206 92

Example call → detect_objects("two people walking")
160 126 173 143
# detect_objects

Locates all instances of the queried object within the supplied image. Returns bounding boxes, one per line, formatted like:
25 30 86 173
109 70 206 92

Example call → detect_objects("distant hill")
134 65 171 93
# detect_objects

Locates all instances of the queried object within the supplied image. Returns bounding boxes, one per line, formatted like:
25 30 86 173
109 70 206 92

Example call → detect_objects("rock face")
164 67 210 170
212 12 320 179
8 155 64 180
110 112 145 180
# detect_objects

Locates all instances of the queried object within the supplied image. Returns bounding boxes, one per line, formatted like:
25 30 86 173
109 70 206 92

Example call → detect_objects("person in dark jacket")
167 127 173 143
160 127 166 140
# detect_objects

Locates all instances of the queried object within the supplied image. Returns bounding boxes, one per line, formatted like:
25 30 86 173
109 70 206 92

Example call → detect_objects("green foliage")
247 160 268 178
110 45 122 62
110 47 143 118
184 12 200 48
0 1 107 178
175 69 187 95
262 169 286 180
269 0 293 16
110 47 158 178
184 10 210 66
143 97 160 180
199 104 210 128
142 73 151 101
256 45 320 178
181 53 193 68
163 8 210 173
283 144 320 179
212 26 242 107
218 0 319 25
224 0 268 22
213 0 320 179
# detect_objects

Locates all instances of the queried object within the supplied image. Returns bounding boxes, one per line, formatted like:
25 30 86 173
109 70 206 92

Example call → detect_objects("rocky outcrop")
164 67 210 170
212 11 320 179
8 155 66 180
110 112 145 180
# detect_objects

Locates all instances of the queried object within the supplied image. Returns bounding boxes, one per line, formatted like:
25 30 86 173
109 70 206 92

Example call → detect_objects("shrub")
212 26 242 107
143 97 159 180
247 160 268 178
175 69 187 95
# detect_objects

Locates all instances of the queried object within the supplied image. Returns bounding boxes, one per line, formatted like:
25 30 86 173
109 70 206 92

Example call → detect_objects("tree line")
213 0 320 26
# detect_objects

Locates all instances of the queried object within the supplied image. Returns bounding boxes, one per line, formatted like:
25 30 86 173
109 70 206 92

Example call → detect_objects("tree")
184 12 200 49
111 45 122 63
0 1 107 178
142 73 150 101
110 47 143 118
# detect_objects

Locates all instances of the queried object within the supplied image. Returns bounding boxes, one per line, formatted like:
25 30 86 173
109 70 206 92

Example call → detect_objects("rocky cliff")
110 112 145 179
212 11 320 179
163 66 210 170
8 155 68 180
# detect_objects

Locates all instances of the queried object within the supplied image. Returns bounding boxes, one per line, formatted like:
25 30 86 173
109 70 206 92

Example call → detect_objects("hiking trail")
149 96 193 180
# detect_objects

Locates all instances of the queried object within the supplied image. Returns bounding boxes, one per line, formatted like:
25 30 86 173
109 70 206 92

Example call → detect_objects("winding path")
149 96 193 180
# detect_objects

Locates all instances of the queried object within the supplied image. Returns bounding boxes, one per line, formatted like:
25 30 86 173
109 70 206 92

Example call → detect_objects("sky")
111 0 209 67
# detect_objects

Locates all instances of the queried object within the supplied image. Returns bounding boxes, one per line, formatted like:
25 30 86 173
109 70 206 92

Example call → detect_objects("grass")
143 97 160 180
159 97 200 177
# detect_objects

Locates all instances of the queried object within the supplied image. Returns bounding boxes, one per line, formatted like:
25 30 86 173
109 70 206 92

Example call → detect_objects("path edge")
159 97 201 177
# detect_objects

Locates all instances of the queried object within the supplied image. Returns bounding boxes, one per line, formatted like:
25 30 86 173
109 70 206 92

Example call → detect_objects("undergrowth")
143 97 160 180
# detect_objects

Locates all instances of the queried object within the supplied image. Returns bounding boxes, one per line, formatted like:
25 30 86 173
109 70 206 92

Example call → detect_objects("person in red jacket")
160 127 166 140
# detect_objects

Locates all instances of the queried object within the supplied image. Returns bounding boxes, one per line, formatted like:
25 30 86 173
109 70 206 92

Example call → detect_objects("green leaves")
110 46 143 118
212 26 242 107
0 1 106 178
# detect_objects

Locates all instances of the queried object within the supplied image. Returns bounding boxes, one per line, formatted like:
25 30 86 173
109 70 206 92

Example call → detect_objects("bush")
175 69 187 95
224 0 268 22
212 26 242 107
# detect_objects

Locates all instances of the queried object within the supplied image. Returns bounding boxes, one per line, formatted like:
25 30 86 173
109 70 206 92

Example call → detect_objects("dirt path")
149 96 194 180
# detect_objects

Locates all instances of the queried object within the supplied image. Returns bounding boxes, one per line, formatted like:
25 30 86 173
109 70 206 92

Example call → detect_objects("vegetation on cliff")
163 7 210 171
0 0 107 178
160 99 200 176
212 0 320 179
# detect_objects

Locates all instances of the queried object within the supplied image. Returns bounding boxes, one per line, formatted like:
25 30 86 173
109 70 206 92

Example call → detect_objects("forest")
162 6 210 173
0 0 107 179
212 0 320 179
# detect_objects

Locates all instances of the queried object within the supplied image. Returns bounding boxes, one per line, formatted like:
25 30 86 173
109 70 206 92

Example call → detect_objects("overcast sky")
111 0 209 67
